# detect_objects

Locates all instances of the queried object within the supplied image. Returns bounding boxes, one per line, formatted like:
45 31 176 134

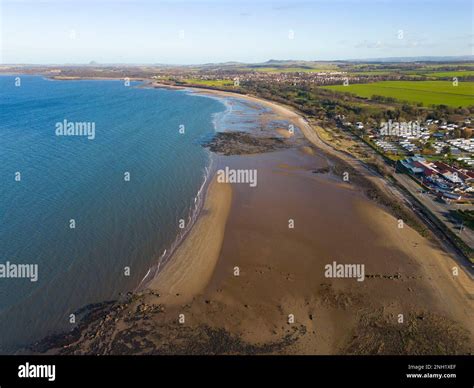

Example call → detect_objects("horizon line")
2 55 474 67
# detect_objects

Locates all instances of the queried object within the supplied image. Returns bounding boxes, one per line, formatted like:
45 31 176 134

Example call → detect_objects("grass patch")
423 71 474 78
182 78 234 87
252 67 335 73
450 209 474 230
350 71 396 76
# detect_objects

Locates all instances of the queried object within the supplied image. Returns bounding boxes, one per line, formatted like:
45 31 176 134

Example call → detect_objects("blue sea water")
0 75 227 352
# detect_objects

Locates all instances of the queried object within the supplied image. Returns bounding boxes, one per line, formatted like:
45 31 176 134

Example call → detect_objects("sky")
1 0 473 64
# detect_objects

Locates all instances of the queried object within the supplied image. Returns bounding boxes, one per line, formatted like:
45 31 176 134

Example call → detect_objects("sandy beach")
147 177 232 306
33 83 473 355
145 85 473 353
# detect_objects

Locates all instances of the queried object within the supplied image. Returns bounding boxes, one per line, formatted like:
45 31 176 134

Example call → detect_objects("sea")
0 75 239 352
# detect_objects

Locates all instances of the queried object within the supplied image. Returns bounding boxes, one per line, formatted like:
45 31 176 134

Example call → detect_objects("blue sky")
1 0 473 64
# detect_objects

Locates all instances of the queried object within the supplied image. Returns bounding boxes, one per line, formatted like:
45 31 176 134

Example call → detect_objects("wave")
136 93 231 291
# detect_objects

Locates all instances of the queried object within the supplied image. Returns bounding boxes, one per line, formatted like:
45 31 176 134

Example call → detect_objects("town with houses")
343 118 474 203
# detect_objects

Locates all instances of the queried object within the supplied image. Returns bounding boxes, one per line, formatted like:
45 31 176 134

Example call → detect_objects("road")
294 116 474 279
394 173 474 248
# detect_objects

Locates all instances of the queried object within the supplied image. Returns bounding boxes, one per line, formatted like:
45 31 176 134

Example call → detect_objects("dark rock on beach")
202 131 292 156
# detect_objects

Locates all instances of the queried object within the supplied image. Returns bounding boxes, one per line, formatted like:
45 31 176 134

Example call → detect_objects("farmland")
423 71 474 78
322 81 474 107
251 66 335 73
181 78 234 87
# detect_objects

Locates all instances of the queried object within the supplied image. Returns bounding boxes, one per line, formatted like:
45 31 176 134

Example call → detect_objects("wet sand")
147 177 232 306
145 86 473 354
145 145 473 354
32 85 473 355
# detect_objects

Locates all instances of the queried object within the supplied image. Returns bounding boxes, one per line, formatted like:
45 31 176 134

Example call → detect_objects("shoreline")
152 80 473 276
136 83 297 296
134 88 235 292
146 176 232 305
146 82 473 343
135 160 215 292
22 76 474 355
147 82 474 347
136 83 296 293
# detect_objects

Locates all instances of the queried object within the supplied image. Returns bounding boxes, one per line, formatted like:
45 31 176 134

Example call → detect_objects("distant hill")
3 56 473 69
187 57 474 71
348 55 474 63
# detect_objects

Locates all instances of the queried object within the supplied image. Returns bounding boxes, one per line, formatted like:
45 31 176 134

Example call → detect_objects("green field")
323 81 474 107
423 71 474 78
252 66 336 73
183 78 234 87
350 70 398 76
423 64 474 70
